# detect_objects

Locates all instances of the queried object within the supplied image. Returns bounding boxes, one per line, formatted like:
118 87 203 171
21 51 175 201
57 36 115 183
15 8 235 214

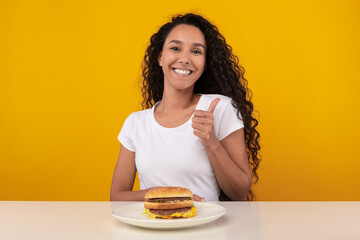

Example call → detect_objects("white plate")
112 202 226 230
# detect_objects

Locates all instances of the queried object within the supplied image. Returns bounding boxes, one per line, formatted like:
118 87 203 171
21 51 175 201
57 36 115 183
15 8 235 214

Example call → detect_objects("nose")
178 52 190 64
179 59 189 64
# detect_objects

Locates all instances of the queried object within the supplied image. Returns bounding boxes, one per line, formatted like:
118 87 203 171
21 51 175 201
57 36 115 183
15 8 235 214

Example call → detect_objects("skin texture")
110 24 252 201
159 24 206 94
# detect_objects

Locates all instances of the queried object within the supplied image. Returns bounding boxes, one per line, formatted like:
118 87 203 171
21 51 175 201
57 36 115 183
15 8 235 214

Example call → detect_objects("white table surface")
1 201 359 240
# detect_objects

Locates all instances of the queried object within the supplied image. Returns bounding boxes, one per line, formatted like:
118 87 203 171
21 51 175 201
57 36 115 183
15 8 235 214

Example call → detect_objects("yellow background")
1 0 359 201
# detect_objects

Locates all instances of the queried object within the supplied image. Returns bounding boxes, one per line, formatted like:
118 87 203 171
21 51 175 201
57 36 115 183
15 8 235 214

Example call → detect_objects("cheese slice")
144 206 197 219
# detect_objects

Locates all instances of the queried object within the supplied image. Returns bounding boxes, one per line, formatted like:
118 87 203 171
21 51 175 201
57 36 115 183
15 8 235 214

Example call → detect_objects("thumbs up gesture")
191 98 220 148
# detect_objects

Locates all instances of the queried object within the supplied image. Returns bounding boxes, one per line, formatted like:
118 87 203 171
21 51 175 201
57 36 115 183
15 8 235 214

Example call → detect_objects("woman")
110 13 260 201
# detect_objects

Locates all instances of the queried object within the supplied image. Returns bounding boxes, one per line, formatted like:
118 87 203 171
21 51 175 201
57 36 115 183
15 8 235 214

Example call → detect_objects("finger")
193 129 210 140
191 116 213 125
207 98 220 113
192 122 212 133
193 129 205 139
193 194 206 202
193 110 214 119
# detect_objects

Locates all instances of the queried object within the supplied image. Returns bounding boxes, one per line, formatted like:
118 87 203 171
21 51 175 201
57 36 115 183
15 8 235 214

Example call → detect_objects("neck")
157 88 197 113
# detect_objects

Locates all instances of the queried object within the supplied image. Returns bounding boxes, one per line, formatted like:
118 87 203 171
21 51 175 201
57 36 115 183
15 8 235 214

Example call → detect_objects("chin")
167 80 198 91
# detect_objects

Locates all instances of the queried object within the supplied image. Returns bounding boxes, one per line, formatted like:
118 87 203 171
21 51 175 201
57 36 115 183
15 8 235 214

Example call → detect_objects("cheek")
161 52 177 65
199 55 206 66
197 59 206 72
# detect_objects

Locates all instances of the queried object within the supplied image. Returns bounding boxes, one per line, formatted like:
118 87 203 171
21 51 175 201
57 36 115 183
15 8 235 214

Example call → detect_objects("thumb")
207 98 220 113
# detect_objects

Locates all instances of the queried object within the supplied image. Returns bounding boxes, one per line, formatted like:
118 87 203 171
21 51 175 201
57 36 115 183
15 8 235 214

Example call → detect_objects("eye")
170 46 180 51
192 49 202 55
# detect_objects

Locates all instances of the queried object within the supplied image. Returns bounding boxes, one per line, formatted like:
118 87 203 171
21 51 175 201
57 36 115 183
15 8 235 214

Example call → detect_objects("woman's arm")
110 145 154 201
205 128 252 200
110 145 207 201
192 98 252 200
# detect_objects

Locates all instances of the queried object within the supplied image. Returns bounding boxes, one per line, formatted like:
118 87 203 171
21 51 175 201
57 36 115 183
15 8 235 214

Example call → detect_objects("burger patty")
146 197 191 202
149 207 191 215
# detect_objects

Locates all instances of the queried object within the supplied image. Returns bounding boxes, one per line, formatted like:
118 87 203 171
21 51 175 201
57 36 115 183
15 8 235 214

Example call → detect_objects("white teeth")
174 68 191 75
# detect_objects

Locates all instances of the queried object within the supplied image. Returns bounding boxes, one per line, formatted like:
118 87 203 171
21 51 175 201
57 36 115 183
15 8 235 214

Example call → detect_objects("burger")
144 187 197 219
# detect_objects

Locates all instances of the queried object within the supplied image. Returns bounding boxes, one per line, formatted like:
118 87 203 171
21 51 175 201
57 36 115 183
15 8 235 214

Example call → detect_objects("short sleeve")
217 99 244 141
118 114 136 152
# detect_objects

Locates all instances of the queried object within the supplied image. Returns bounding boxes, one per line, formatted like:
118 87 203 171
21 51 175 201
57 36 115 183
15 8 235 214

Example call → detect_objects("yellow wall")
1 0 359 200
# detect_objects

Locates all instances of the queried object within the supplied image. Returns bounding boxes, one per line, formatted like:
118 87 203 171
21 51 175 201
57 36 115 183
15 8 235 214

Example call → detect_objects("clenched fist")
191 98 220 148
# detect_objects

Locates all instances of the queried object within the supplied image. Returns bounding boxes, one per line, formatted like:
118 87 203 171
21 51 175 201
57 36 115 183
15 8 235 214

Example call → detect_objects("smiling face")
158 24 206 92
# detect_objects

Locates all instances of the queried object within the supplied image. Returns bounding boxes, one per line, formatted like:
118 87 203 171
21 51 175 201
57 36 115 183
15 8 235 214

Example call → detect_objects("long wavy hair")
141 13 261 201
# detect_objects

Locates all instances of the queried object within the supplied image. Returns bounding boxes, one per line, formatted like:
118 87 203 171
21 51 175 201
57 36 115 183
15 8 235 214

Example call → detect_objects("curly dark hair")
141 13 261 201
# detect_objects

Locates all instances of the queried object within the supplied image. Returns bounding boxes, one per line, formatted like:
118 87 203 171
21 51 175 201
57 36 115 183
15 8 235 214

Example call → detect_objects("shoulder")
124 108 153 125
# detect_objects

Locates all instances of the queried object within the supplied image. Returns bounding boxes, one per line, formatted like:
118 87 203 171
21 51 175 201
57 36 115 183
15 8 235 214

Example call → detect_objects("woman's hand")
191 98 220 148
193 194 206 202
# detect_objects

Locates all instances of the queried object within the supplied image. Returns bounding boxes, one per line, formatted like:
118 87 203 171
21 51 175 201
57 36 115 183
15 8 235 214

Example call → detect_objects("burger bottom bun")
144 200 193 210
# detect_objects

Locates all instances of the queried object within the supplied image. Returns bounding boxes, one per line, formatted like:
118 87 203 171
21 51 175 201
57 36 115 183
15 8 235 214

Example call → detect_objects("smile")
173 68 192 75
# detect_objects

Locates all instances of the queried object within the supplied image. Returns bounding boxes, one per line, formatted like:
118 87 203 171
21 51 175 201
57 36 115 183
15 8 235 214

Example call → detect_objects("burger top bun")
145 187 193 199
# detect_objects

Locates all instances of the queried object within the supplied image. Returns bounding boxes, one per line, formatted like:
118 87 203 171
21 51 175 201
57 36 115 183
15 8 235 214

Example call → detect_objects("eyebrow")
168 40 205 49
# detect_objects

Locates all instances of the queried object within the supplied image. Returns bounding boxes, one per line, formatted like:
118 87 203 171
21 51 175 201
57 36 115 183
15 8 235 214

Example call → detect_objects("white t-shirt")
118 94 244 201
